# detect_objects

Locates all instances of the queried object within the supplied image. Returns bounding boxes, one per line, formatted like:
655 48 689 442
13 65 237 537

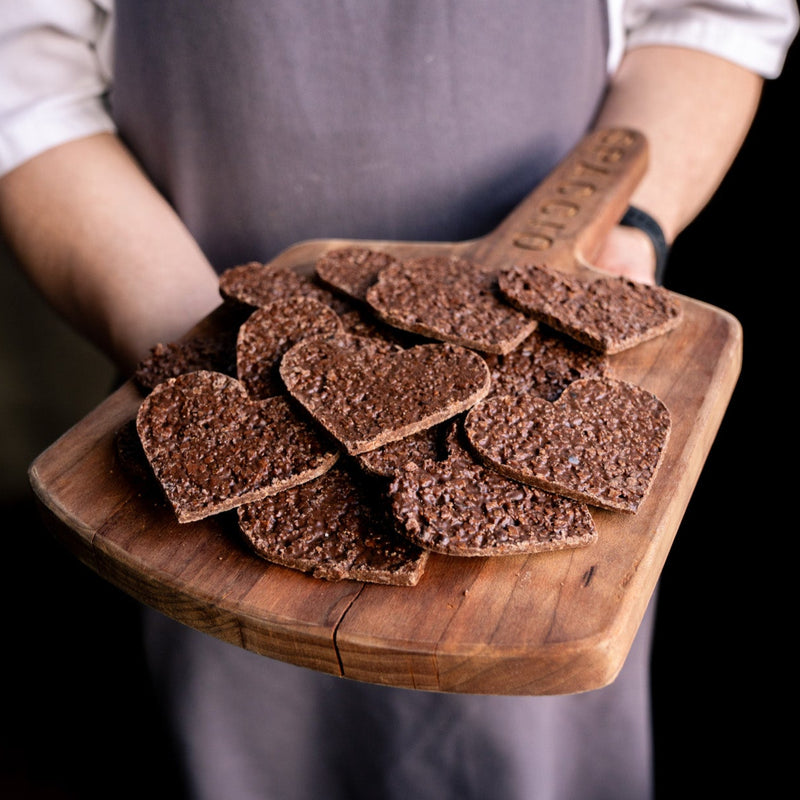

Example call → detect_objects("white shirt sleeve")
607 0 799 77
0 0 115 177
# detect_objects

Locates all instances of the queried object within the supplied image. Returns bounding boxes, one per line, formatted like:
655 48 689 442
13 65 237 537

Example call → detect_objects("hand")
590 224 658 285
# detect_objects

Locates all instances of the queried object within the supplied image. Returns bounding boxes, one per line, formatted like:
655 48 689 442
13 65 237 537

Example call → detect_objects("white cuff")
0 96 115 177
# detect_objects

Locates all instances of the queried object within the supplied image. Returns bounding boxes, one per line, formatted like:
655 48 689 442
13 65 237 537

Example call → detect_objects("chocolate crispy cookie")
498 263 682 353
356 424 445 479
219 261 352 314
280 335 491 455
464 377 670 513
483 328 609 402
388 424 597 557
238 464 429 585
133 302 251 393
314 247 398 303
365 255 535 354
337 309 413 347
236 296 344 399
136 371 339 523
134 333 238 393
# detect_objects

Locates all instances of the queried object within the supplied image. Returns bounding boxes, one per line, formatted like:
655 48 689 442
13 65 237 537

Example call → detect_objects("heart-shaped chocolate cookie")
314 246 398 304
219 261 352 314
280 336 491 455
388 423 597 556
133 303 252 393
482 328 608 402
236 296 344 399
136 371 339 523
337 308 414 347
356 424 445 479
365 255 536 354
464 377 670 513
498 263 682 353
134 334 239 393
238 464 429 586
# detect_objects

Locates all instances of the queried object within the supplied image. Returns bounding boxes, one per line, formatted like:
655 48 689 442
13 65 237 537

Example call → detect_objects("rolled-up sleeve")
608 0 799 77
0 0 115 177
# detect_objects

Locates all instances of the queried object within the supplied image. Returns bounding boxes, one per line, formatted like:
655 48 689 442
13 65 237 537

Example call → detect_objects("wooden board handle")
469 128 648 273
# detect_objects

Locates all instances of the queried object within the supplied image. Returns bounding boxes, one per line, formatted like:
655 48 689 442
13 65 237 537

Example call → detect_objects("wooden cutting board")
28 129 741 696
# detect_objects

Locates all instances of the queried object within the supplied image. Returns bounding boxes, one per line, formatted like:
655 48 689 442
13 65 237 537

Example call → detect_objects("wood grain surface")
28 129 742 695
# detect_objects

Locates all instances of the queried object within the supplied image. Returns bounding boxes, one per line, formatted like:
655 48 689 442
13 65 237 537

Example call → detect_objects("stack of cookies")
128 247 678 586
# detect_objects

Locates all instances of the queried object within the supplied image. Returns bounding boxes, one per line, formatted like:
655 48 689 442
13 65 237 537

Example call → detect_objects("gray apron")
112 3 655 798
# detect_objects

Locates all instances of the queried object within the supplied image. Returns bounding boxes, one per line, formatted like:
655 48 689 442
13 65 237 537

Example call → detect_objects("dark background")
650 32 797 799
1 33 796 800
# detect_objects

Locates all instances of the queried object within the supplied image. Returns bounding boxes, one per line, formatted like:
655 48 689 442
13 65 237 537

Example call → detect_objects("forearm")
0 133 222 374
595 44 764 245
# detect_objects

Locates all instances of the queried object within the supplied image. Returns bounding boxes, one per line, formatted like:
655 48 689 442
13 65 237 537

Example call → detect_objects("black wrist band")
620 205 670 285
